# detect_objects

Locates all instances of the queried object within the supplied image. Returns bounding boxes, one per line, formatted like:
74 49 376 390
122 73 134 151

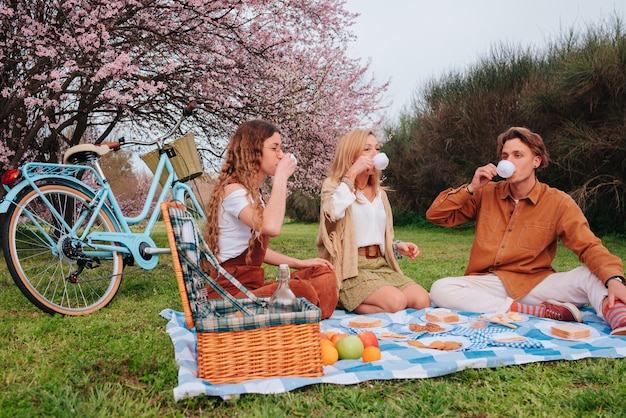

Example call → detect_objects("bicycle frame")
0 143 206 270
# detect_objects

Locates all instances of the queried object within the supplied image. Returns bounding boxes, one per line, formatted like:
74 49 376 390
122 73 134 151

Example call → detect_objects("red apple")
320 332 330 341
331 333 349 344
357 331 379 348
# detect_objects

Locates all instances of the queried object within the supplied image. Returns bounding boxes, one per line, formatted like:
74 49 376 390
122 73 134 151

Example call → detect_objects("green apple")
335 335 364 359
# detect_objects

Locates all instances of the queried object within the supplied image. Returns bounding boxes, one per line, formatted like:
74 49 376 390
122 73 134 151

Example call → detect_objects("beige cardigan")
316 178 401 293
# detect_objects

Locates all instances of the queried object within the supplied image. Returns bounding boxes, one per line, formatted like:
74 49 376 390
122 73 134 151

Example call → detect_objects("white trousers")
430 266 608 319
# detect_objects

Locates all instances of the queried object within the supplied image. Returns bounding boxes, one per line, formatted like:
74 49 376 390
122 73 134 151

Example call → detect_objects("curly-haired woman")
203 120 337 319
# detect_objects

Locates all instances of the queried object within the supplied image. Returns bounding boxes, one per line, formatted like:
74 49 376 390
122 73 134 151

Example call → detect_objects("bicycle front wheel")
2 184 124 315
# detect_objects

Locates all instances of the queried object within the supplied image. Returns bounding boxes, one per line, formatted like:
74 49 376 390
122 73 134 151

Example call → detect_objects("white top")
332 182 386 254
217 188 255 262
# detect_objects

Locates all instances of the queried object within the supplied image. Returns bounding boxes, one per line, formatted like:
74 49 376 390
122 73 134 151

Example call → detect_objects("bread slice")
378 332 407 340
348 317 382 328
550 323 590 339
425 309 459 323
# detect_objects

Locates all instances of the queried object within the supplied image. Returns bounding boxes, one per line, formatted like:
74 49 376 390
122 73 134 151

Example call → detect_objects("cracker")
409 322 445 333
428 340 445 349
442 341 462 350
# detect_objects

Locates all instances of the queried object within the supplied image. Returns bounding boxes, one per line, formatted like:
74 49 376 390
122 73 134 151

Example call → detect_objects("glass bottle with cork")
269 264 299 312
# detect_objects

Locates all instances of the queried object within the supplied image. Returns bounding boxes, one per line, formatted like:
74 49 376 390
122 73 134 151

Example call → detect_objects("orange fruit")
325 331 337 340
320 339 335 349
321 343 339 365
361 346 382 363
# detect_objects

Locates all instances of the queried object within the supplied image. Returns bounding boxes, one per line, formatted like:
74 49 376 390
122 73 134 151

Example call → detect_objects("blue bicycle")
0 104 206 315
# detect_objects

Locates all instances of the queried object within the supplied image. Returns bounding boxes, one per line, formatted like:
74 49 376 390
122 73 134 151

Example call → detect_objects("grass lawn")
1 222 625 417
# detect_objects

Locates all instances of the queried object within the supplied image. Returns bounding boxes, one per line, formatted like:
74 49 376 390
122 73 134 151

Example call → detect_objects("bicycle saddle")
63 143 113 165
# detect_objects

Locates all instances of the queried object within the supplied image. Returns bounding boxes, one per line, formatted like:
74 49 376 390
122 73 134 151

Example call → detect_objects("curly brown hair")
203 120 279 261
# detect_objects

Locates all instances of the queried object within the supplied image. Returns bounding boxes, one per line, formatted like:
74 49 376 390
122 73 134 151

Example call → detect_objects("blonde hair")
203 120 279 260
327 129 381 195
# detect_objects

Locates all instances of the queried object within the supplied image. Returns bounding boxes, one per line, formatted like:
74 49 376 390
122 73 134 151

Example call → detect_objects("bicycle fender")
0 176 97 214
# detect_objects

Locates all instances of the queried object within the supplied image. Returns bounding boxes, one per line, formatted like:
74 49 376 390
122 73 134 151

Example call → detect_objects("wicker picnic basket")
141 132 203 186
161 202 323 384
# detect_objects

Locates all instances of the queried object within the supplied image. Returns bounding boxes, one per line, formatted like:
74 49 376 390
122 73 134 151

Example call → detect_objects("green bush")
385 16 626 234
286 190 321 223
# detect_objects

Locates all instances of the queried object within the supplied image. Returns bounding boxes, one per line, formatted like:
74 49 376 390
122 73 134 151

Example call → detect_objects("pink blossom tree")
0 0 388 196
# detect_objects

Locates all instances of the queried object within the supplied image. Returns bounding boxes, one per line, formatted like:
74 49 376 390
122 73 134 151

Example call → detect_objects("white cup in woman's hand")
373 153 389 170
496 160 515 178
289 153 298 166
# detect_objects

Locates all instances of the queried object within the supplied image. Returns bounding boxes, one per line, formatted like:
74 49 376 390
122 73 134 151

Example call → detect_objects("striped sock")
603 300 626 330
510 301 542 317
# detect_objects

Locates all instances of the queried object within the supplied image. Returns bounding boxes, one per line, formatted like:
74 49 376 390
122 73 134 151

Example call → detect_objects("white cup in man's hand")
289 153 298 166
496 160 515 178
373 153 389 170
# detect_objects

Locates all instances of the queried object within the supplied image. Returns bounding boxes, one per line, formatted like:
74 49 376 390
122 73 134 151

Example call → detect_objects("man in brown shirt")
426 127 626 336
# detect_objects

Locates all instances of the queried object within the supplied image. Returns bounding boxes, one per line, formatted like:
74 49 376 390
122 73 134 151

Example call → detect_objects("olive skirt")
338 255 415 312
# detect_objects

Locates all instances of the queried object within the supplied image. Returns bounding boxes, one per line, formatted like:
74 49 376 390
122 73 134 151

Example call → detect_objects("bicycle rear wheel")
2 184 124 315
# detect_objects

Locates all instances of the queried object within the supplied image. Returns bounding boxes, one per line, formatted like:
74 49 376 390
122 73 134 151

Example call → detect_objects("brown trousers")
204 236 337 319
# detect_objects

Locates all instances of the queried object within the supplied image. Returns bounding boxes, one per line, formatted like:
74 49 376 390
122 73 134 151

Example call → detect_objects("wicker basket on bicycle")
142 132 204 186
160 202 323 384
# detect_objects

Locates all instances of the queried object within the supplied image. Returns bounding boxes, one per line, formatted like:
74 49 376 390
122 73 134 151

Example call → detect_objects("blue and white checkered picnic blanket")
161 306 626 401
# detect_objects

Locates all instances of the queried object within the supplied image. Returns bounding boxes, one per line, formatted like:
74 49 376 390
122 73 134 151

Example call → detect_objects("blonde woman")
203 120 337 319
317 129 430 314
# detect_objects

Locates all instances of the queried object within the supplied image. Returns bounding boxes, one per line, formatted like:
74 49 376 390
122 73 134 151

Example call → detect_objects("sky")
343 0 626 119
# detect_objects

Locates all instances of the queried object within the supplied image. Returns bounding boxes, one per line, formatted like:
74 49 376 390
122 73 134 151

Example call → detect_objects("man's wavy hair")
496 126 550 169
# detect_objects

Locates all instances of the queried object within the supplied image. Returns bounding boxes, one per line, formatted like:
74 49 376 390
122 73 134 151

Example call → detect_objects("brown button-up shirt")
426 180 624 299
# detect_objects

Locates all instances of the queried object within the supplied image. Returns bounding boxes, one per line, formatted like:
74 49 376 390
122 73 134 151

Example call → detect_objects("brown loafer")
610 325 626 336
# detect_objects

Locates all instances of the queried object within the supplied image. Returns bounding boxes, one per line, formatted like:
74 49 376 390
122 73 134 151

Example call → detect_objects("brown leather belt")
358 245 381 259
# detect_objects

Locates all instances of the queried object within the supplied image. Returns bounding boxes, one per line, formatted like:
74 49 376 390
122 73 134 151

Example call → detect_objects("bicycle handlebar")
183 100 197 117
112 101 197 149
105 142 121 151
